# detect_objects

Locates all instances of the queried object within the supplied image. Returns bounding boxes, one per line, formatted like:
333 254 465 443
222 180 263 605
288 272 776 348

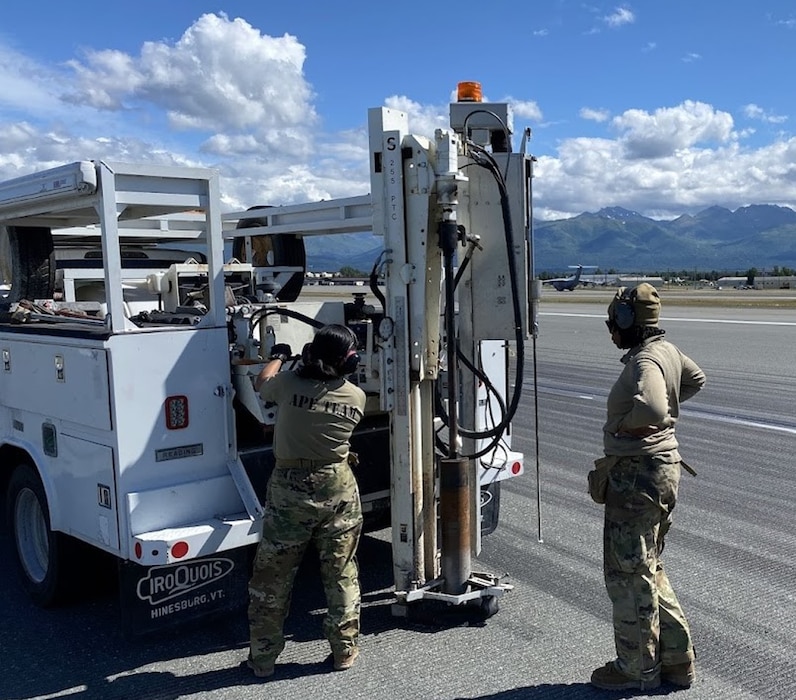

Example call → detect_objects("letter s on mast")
386 136 397 151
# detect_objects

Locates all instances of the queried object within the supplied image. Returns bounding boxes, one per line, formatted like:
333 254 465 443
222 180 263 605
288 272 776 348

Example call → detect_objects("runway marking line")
540 312 796 326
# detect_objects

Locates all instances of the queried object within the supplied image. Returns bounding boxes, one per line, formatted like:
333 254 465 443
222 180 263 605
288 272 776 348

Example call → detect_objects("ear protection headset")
338 326 361 375
613 287 637 330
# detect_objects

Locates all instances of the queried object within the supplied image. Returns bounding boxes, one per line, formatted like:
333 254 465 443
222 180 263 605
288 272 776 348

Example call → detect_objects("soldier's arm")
617 359 667 435
680 354 706 402
255 358 284 392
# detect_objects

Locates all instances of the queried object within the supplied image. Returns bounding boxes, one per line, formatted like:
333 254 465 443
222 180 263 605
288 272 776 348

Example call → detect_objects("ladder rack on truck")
0 84 536 633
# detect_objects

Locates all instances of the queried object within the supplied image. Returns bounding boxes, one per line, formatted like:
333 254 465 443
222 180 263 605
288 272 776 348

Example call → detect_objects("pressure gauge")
377 316 394 340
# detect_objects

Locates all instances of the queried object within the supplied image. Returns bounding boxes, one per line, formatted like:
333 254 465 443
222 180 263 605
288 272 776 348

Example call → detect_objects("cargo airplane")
542 265 596 291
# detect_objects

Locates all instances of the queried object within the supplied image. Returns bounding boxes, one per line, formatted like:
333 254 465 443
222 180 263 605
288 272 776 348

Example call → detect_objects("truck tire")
6 463 72 606
0 226 55 302
233 206 305 302
480 594 500 618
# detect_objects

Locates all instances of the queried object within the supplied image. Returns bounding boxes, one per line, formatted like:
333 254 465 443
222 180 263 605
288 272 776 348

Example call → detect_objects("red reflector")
165 395 189 429
134 542 142 559
171 541 189 559
511 461 522 475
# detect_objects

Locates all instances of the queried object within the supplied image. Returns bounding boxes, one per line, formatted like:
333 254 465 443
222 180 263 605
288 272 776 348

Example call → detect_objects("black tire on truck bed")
2 226 55 302
232 206 306 302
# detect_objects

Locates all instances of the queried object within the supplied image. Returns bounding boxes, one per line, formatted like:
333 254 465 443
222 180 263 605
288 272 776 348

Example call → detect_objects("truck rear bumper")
479 449 524 484
131 513 260 565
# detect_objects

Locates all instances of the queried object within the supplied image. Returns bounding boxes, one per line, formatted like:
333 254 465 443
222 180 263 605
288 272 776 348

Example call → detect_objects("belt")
276 458 337 468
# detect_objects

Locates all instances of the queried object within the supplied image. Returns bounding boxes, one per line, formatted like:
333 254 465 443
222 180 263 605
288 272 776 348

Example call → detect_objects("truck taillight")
165 395 189 429
171 541 189 559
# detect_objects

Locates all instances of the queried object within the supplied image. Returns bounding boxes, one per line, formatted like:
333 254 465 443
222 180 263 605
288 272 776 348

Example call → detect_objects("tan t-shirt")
259 371 366 463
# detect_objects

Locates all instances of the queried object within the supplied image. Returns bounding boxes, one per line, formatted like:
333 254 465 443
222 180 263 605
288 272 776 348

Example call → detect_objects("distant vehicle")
543 265 595 291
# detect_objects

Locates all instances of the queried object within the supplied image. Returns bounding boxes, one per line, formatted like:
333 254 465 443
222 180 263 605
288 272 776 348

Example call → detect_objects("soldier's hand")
268 343 293 361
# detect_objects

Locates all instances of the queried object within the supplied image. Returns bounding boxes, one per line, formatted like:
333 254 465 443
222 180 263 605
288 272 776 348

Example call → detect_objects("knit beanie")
608 282 661 328
632 283 661 326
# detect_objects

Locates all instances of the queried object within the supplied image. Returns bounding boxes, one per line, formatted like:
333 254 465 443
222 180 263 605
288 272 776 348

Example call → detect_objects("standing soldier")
245 324 366 678
588 283 706 691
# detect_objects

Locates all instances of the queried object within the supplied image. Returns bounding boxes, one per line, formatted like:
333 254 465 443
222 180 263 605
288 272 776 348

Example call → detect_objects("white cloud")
533 108 796 220
612 101 735 159
511 100 544 122
63 13 317 145
743 103 788 124
682 52 702 63
580 107 611 123
604 7 635 28
0 121 201 184
0 45 73 115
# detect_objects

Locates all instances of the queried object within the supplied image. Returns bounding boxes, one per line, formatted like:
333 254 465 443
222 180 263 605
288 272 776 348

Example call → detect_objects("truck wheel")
6 463 71 606
480 595 500 618
233 206 306 302
0 226 55 302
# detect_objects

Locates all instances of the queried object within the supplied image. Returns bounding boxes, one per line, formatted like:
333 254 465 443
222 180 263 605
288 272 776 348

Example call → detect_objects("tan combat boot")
662 661 696 687
333 646 359 671
590 661 660 691
244 657 275 679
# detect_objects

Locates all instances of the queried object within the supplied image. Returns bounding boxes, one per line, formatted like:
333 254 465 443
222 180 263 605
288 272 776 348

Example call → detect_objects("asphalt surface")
2 300 795 700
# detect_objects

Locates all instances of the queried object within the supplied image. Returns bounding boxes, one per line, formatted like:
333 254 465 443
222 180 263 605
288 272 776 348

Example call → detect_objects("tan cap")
608 282 661 328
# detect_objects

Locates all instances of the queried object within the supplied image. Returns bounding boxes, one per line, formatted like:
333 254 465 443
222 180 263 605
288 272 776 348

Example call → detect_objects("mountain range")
303 204 796 274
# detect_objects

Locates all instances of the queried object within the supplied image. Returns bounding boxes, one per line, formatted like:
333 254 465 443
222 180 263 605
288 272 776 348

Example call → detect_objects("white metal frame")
0 160 226 333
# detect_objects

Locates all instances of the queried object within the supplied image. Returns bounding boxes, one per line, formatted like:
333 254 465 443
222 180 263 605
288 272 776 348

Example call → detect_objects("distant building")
717 275 795 289
578 274 665 288
615 275 665 288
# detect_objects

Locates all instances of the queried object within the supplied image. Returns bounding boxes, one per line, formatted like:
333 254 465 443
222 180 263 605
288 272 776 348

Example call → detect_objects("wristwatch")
268 353 288 363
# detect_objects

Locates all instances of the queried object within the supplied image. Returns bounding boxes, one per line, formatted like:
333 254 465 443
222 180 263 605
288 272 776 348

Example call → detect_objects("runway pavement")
1 302 795 699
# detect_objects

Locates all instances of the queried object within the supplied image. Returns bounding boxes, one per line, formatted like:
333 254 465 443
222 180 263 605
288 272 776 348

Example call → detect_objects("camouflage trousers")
248 461 363 668
603 454 695 680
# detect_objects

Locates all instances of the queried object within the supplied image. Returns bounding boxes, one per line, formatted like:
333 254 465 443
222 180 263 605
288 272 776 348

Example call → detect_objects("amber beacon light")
456 81 483 102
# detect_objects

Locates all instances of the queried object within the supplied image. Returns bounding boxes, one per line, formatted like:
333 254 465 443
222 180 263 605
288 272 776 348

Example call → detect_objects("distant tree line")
536 267 795 281
650 267 795 281
338 265 368 277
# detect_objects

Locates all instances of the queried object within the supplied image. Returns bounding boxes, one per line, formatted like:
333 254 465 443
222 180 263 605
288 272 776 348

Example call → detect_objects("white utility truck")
0 84 536 633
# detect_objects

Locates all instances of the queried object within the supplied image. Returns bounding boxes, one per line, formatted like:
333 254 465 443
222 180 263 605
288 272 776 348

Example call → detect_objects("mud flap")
480 482 501 537
119 547 253 637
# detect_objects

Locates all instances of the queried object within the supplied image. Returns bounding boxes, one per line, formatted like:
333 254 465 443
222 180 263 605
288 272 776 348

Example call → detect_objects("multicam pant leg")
603 455 694 679
655 518 695 667
247 463 363 666
248 469 314 668
311 463 363 656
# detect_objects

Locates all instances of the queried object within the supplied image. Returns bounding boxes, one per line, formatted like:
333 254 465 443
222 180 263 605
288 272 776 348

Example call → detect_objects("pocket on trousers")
587 456 614 504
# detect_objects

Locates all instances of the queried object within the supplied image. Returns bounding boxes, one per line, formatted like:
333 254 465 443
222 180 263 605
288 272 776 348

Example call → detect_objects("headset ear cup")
614 301 633 329
340 351 360 376
301 342 313 364
614 291 636 329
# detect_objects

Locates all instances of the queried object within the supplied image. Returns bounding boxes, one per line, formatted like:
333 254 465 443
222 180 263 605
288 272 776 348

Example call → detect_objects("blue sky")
1 1 795 220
